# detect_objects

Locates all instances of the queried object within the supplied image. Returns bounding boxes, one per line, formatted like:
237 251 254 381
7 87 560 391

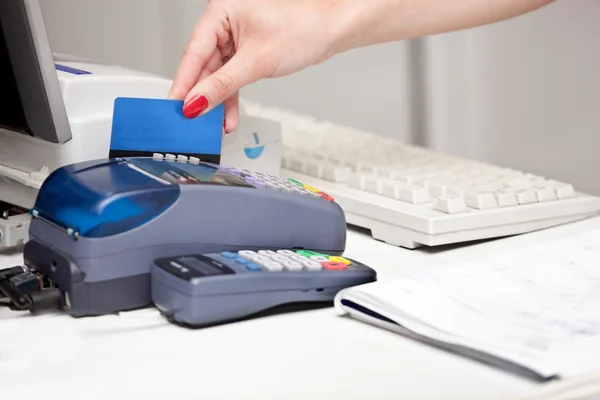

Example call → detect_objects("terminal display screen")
128 158 253 187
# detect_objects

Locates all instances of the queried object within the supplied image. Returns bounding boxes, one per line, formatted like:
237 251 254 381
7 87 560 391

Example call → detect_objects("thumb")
182 49 263 119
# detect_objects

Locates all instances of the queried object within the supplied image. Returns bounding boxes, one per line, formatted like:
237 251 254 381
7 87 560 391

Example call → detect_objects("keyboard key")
556 185 575 199
349 174 368 190
434 196 469 214
398 185 431 204
364 176 384 195
496 192 519 207
221 252 238 259
466 193 498 210
428 183 449 198
503 176 533 191
517 191 538 204
536 188 558 202
546 180 575 199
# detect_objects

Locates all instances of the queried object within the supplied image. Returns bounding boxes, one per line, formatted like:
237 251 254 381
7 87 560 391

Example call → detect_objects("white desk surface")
2 217 600 399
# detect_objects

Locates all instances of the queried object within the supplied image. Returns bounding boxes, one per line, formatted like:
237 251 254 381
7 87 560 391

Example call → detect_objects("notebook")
334 228 600 382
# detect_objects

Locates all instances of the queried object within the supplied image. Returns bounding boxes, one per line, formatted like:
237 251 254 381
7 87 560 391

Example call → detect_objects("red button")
318 192 335 202
321 261 347 271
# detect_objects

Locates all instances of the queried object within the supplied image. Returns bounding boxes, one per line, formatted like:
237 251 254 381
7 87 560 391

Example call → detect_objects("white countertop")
2 218 600 399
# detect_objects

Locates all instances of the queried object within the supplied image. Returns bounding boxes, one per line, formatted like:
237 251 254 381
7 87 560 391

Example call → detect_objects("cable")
0 266 26 281
0 266 62 314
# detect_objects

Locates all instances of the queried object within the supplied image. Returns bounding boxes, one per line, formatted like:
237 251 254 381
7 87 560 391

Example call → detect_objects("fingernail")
182 95 209 118
223 119 227 131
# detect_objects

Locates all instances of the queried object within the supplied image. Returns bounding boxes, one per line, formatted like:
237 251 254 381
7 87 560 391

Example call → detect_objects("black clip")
0 266 62 314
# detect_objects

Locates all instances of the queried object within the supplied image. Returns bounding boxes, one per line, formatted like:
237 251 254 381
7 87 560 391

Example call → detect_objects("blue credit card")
110 97 224 164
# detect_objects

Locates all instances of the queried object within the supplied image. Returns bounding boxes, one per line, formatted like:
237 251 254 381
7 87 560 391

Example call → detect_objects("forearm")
329 0 555 53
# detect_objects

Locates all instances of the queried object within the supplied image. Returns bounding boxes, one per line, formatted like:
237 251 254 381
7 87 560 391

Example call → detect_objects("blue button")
246 263 261 271
221 252 238 259
235 257 250 265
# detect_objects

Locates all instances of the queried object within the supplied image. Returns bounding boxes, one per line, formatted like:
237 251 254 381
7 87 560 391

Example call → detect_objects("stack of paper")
335 228 600 381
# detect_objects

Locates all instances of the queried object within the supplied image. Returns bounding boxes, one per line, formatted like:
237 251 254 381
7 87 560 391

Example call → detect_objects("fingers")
223 91 239 133
182 48 263 119
168 7 219 100
198 49 223 82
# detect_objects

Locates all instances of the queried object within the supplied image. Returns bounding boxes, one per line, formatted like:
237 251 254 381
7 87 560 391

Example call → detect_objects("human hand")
168 0 346 133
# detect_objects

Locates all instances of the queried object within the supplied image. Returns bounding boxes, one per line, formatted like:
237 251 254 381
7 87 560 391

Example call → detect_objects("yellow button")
303 184 319 193
328 256 351 265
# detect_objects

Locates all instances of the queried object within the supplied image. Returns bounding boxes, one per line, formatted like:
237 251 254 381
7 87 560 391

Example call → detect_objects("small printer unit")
0 0 283 250
0 0 175 250
24 155 346 316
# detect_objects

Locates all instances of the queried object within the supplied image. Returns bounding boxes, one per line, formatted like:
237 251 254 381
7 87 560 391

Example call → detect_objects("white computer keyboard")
241 100 600 249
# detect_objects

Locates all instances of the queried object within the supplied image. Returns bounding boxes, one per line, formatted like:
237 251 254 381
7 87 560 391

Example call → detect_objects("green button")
288 178 303 186
296 250 329 258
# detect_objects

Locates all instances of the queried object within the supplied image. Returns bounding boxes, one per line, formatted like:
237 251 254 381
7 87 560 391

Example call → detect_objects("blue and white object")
220 105 283 176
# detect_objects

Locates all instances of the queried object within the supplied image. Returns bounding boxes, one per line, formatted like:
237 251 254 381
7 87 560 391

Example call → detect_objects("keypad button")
239 250 258 259
319 192 335 202
235 257 250 265
289 255 309 263
270 255 289 263
310 255 329 262
322 262 348 271
282 260 303 271
246 263 261 271
258 250 277 256
296 250 328 258
277 250 297 256
262 261 284 271
328 256 351 265
250 255 272 264
221 252 238 259
300 259 323 271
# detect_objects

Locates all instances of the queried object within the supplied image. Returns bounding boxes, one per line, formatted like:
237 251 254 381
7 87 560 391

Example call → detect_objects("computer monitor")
0 0 71 144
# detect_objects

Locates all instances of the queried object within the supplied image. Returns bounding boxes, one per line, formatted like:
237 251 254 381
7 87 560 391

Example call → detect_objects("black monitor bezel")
0 0 71 144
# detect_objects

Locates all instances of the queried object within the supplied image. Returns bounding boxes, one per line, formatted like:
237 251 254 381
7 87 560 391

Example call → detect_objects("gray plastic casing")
151 253 377 327
24 184 347 317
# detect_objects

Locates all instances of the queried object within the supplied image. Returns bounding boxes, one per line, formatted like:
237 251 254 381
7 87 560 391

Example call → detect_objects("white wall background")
39 0 414 143
39 0 600 194
422 0 600 194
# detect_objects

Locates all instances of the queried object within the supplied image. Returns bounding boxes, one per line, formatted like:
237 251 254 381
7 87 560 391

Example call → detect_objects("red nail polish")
182 95 209 118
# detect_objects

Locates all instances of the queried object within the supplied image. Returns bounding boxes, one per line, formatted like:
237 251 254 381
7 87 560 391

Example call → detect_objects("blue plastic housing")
31 158 180 238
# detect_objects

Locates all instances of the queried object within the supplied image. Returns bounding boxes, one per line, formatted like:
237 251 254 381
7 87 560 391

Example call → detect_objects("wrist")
324 0 386 55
